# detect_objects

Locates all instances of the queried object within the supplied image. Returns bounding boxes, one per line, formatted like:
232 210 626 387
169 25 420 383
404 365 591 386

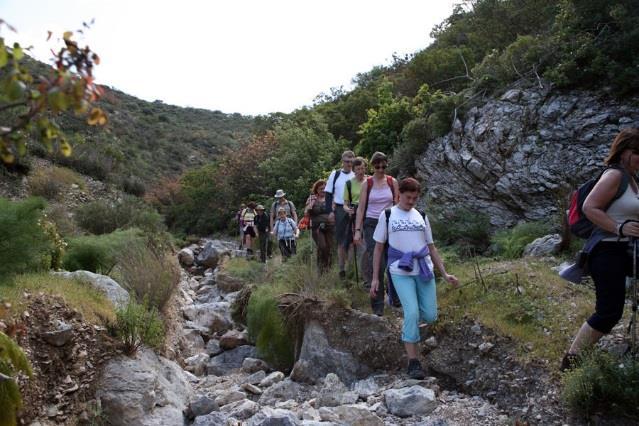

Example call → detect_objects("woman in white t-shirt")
371 177 459 379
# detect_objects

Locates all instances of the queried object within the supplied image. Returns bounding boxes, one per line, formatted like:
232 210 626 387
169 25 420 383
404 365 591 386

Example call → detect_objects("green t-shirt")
343 177 363 205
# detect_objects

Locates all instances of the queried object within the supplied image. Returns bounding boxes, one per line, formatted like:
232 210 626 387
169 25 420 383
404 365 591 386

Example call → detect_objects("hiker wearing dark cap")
255 205 270 263
325 150 355 279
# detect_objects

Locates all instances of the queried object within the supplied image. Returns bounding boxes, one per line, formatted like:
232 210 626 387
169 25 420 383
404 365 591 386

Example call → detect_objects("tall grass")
113 242 180 312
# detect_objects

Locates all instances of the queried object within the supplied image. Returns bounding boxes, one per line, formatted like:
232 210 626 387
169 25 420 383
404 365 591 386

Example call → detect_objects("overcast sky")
2 0 457 115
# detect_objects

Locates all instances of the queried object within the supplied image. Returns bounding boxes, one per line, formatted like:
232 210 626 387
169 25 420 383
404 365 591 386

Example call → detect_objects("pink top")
366 184 393 219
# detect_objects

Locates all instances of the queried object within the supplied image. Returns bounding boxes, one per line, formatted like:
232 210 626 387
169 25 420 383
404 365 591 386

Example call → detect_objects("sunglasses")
374 164 387 170
343 159 353 164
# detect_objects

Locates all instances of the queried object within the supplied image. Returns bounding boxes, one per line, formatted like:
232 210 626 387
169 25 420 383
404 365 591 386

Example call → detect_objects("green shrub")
113 242 180 312
121 176 146 197
75 196 164 235
247 288 295 371
62 228 145 273
0 331 32 426
430 207 492 257
113 299 164 355
28 166 85 200
0 197 53 282
491 221 552 259
563 350 639 417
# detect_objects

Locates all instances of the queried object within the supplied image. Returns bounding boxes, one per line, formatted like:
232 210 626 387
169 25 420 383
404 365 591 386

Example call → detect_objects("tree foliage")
0 20 107 164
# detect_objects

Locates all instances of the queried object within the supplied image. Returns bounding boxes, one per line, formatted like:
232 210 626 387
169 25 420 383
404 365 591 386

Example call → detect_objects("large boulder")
182 302 233 333
318 404 383 425
196 241 221 269
178 248 195 267
383 385 437 417
53 270 129 309
207 345 257 376
215 270 245 293
290 320 366 385
523 234 562 257
96 347 193 426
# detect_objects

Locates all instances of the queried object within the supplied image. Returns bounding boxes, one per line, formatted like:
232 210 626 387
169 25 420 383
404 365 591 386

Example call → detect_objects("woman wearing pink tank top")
354 152 399 316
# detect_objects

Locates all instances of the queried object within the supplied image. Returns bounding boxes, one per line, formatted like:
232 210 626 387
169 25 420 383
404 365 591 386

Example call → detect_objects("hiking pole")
632 238 638 354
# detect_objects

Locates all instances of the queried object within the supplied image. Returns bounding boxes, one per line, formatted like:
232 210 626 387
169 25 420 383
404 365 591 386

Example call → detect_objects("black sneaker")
407 358 426 380
560 353 579 372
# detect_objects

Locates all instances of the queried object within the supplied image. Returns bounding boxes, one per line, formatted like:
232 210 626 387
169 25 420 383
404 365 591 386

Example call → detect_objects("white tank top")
366 184 393 219
603 176 639 241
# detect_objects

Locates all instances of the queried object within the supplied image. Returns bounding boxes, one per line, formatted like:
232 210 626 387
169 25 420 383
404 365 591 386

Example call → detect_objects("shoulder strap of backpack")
604 165 632 206
364 176 374 217
386 176 395 204
385 207 392 242
288 200 293 213
332 169 341 195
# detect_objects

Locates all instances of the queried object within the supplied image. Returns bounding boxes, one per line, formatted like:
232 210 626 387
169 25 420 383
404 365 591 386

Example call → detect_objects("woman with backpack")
353 152 399 316
370 177 459 379
273 206 299 261
242 202 258 255
562 128 639 371
305 179 334 271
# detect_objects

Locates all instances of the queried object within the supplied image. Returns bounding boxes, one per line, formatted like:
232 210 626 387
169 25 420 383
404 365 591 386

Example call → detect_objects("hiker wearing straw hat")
270 189 298 231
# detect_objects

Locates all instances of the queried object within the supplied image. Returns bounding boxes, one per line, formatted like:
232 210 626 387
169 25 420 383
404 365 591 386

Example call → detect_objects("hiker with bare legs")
562 128 639 371
325 150 355 280
371 177 459 379
241 202 258 256
344 157 369 287
354 152 399 316
305 179 334 271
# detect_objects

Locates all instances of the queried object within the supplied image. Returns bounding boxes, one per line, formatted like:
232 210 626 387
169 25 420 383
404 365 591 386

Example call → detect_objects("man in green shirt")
343 157 369 288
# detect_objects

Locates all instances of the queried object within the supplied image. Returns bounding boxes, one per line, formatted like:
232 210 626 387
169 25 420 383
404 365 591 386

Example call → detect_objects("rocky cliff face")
416 86 639 227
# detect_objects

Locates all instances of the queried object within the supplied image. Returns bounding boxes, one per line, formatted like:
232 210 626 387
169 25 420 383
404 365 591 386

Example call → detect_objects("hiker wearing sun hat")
254 204 270 263
270 189 298 231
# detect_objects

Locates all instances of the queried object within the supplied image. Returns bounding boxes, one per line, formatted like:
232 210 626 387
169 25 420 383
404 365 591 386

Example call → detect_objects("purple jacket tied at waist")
387 244 434 281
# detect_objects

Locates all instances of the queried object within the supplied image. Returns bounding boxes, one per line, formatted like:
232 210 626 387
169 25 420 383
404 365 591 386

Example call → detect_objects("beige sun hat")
274 189 286 198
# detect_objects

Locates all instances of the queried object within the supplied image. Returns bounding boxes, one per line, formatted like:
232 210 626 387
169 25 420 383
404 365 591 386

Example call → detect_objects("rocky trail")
18 239 603 425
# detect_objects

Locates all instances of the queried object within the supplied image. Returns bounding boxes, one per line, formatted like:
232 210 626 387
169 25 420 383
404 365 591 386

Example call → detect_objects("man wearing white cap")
270 189 298 233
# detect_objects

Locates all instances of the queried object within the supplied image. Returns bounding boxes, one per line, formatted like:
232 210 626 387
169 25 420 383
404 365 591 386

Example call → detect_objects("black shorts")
335 206 352 248
244 225 256 238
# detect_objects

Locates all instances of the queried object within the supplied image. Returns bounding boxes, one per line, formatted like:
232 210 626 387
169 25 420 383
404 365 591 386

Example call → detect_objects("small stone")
424 336 438 348
479 342 495 353
242 383 263 395
246 370 266 385
471 324 482 335
259 371 285 387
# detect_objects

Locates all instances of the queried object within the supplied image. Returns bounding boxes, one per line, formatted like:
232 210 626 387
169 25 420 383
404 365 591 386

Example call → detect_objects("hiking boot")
560 353 579 372
407 358 425 380
373 306 384 317
339 270 346 280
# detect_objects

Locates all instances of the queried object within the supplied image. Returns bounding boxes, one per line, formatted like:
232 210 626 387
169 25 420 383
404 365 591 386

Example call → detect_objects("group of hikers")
234 128 639 379
236 149 459 379
236 189 299 263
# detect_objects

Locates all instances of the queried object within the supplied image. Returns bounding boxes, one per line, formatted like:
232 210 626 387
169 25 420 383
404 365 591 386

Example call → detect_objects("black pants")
258 233 269 262
364 217 386 314
587 241 631 333
279 239 296 260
